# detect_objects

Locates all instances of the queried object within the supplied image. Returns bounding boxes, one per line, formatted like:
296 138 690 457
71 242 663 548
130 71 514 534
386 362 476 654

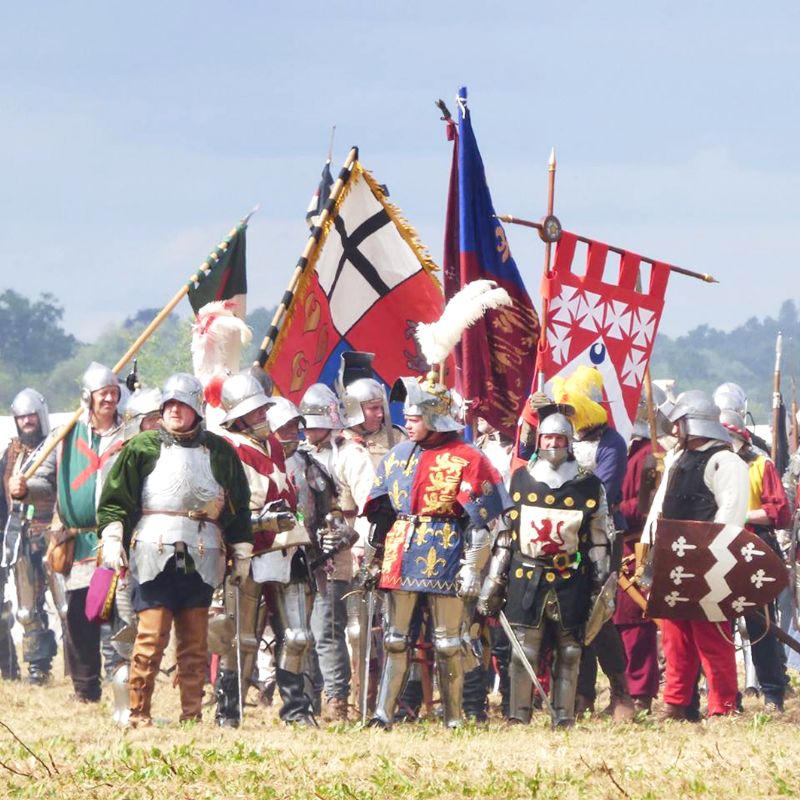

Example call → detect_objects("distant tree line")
0 289 274 411
2 289 798 423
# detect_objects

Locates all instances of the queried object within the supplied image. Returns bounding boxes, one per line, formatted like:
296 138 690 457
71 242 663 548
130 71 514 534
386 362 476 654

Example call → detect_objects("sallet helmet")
161 373 205 419
669 390 730 443
10 388 50 438
266 397 305 434
122 387 163 439
299 384 344 430
631 384 672 439
80 362 120 406
219 373 275 429
713 382 748 417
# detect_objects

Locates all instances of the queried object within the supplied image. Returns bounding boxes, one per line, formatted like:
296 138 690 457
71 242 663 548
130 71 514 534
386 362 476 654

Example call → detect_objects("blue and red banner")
444 86 540 440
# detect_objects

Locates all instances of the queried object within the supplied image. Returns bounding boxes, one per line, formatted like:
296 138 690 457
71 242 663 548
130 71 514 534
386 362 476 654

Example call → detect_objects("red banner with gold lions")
268 163 444 404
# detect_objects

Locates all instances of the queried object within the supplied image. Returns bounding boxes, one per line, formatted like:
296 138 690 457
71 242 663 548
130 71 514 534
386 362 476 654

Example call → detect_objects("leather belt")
522 552 580 570
141 509 218 523
396 513 457 523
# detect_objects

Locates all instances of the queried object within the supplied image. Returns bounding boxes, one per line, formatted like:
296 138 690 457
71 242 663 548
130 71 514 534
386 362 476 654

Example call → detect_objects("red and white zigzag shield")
645 518 788 622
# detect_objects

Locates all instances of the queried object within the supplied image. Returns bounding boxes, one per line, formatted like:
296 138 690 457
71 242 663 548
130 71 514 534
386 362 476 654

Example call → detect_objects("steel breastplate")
134 442 225 547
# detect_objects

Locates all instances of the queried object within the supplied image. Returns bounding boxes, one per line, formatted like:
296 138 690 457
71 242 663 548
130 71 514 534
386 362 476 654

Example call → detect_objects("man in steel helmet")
0 388 58 683
211 372 317 727
358 372 510 728
478 404 614 727
52 362 125 703
97 373 251 726
720 408 790 712
643 389 749 719
335 353 403 719
298 382 357 721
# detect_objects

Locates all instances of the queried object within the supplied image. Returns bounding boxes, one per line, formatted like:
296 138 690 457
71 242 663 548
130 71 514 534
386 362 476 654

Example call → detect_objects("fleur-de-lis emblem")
436 522 458 549
414 524 432 547
389 480 409 509
416 546 447 578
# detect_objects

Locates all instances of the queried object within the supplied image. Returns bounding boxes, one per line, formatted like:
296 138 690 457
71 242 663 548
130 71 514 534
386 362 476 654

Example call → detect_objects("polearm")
771 331 783 463
254 146 359 368
535 149 557 393
495 215 719 284
791 377 798 453
21 214 254 480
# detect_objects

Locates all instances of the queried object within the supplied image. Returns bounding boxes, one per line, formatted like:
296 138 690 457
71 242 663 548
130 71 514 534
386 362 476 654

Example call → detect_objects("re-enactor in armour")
479 403 613 727
97 373 252 726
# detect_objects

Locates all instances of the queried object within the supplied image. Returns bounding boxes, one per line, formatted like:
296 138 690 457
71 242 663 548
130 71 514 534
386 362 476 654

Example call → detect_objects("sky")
1 2 799 342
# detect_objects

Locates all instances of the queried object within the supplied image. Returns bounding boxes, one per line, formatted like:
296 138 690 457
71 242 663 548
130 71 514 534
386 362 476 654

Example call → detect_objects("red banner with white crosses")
536 232 671 442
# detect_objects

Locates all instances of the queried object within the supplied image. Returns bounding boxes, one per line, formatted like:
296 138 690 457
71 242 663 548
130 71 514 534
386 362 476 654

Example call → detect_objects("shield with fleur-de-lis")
645 518 787 622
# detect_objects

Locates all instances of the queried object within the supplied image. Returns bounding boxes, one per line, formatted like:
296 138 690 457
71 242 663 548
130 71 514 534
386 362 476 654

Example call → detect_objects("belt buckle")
552 552 571 570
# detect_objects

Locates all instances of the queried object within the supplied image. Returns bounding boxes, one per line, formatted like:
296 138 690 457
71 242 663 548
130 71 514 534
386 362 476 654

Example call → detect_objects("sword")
497 610 556 723
359 589 376 723
234 583 244 727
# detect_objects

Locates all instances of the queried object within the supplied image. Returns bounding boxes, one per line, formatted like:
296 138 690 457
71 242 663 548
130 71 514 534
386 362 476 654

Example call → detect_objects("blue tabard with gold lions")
365 435 510 596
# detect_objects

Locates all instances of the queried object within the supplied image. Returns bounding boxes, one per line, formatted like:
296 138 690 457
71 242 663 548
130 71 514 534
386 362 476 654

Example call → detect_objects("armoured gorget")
130 441 226 587
529 458 580 490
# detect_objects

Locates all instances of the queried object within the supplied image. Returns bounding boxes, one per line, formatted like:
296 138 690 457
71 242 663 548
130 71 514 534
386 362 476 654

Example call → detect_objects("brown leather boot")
633 695 653 714
174 606 210 723
574 694 595 716
129 607 173 727
602 673 635 722
658 702 687 722
322 696 349 722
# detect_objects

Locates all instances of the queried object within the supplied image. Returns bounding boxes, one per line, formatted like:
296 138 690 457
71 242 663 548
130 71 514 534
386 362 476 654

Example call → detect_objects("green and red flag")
187 219 248 319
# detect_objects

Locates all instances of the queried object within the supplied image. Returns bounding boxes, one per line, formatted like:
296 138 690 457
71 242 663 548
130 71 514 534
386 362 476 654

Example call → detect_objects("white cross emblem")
731 596 756 614
751 569 776 590
671 536 697 558
669 566 695 586
740 541 765 563
664 591 689 608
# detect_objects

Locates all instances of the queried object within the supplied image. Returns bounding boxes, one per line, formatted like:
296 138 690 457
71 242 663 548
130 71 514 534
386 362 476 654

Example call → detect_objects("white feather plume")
191 300 253 386
415 279 513 366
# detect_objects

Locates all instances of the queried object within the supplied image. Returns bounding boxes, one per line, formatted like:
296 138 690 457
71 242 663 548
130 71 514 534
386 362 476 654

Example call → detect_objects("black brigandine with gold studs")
504 465 604 632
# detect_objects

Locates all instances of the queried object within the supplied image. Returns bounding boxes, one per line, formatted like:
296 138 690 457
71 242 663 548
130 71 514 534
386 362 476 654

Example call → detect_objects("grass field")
1 665 800 800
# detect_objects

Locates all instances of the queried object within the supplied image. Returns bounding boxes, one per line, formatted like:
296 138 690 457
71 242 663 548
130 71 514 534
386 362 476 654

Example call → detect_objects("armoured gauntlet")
252 500 296 534
318 510 358 557
354 539 382 592
456 526 492 600
477 527 512 616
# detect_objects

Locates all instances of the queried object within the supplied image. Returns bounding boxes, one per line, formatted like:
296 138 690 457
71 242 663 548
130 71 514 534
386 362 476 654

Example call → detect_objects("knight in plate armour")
478 403 613 727
359 371 510 728
211 372 318 727
97 373 251 726
0 388 59 684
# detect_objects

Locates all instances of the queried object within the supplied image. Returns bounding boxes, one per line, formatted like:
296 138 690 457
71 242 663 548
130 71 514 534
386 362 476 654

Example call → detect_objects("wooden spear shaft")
22 218 248 480
771 332 783 463
536 148 556 392
255 146 359 368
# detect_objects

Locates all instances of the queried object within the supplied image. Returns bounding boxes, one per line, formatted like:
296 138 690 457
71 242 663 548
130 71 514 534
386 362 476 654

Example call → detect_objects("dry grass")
1 662 800 800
